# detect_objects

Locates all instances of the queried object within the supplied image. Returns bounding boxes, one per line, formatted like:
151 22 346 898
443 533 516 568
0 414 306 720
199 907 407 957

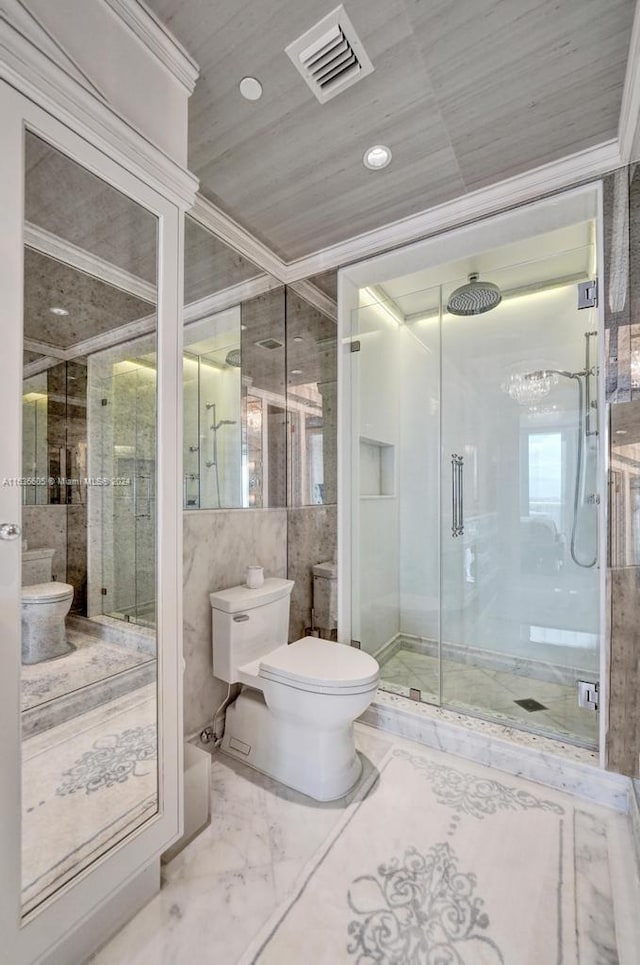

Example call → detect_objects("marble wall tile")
287 505 337 641
67 503 87 611
182 508 287 737
608 566 640 777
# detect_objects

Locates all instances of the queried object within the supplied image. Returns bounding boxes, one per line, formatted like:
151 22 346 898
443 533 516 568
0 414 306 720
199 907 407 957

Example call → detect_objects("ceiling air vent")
285 5 373 104
255 337 284 350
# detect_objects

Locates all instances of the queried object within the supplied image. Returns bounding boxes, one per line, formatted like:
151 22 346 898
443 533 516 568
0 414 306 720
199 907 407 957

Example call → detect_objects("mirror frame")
0 83 183 963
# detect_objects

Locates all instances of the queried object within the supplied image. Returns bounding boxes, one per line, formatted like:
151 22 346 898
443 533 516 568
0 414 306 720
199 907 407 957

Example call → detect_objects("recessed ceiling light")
49 306 68 316
239 77 263 101
291 369 302 375
616 429 628 435
293 336 304 342
363 144 392 170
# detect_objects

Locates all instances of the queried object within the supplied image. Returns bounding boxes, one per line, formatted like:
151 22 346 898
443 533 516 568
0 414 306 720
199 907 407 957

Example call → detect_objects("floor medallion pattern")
347 842 504 965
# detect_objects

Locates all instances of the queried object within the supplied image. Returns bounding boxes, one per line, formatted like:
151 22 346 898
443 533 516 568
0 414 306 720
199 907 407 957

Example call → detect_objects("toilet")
210 578 379 801
22 548 74 664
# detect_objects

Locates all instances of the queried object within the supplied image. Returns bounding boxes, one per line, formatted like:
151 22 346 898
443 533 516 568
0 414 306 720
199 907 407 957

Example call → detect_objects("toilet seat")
258 636 379 696
22 582 74 604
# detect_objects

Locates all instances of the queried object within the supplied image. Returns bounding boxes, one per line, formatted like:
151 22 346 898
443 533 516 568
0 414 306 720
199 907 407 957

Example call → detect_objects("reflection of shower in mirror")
205 401 238 507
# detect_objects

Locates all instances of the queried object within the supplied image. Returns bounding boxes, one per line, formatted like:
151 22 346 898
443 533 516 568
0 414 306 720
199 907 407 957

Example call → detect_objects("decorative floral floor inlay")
56 724 157 795
394 750 565 827
347 843 504 965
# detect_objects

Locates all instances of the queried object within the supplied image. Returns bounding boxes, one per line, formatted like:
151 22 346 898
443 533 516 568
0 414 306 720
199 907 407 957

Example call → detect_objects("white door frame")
0 81 184 963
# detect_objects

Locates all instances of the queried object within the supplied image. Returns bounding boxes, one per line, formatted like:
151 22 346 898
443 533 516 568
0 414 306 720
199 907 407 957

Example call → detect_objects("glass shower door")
99 357 157 628
440 256 600 747
349 285 442 703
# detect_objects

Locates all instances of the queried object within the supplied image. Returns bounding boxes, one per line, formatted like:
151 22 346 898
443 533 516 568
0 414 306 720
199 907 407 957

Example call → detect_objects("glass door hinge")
351 639 361 649
578 280 598 310
577 680 599 711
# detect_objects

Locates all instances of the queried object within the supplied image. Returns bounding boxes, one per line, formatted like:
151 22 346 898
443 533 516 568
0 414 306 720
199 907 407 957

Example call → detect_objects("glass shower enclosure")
348 221 601 749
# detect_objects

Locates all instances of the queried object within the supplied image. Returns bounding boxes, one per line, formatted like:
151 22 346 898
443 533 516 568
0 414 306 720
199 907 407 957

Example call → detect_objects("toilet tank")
22 548 55 586
313 560 337 631
209 578 294 683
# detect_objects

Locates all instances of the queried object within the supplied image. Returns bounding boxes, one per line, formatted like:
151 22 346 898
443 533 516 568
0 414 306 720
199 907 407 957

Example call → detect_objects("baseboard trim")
40 860 159 965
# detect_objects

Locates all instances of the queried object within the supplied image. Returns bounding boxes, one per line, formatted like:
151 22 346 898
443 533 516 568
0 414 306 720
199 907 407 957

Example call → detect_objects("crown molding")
184 275 283 325
619 0 640 163
282 139 622 280
3 0 107 98
23 338 68 360
189 194 289 282
287 279 337 322
24 223 157 302
189 139 622 285
0 7 199 209
102 0 199 95
23 355 64 378
22 275 283 374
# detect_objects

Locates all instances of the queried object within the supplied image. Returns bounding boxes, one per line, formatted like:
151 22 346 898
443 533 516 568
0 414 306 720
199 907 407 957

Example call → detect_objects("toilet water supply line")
202 683 240 746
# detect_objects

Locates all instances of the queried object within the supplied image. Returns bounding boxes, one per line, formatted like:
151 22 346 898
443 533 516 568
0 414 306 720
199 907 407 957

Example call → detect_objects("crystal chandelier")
501 369 559 407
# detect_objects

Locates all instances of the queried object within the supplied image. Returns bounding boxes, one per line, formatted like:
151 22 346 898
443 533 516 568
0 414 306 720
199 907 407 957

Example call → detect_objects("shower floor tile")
379 646 598 748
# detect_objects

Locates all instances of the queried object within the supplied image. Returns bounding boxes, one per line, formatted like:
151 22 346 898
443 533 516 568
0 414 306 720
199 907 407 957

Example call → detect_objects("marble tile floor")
22 684 157 915
91 723 640 965
380 647 599 747
22 627 154 711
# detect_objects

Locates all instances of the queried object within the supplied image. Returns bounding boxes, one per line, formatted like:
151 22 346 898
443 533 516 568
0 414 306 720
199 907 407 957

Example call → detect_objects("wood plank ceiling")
147 0 635 262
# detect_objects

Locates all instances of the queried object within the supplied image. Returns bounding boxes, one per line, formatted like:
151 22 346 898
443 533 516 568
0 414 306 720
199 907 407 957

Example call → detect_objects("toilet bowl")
22 548 74 664
210 578 379 801
22 583 74 663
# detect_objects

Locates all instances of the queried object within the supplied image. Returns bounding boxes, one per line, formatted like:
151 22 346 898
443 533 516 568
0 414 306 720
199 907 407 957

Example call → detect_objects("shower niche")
359 438 395 497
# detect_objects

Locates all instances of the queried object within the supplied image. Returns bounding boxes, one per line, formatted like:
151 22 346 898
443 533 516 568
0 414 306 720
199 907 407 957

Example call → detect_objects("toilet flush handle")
233 614 250 622
0 522 21 541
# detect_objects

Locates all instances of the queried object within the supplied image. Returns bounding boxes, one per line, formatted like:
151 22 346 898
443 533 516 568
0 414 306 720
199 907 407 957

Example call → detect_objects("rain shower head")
447 273 502 316
225 348 241 367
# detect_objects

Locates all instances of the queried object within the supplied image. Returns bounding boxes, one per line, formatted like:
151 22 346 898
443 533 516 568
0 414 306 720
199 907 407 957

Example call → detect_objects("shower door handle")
451 454 464 537
135 474 152 519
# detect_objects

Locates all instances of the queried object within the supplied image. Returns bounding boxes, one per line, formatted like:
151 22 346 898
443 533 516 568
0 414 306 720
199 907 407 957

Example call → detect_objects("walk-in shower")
340 188 604 752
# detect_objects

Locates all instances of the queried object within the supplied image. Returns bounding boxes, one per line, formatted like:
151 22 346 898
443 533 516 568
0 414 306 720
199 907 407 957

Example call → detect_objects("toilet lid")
259 637 379 695
22 582 74 604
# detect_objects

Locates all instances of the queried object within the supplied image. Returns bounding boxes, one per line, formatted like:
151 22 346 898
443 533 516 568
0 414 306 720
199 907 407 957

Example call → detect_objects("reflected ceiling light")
615 429 628 435
363 144 392 170
293 336 304 342
49 306 68 316
501 369 559 407
239 76 263 100
291 369 302 375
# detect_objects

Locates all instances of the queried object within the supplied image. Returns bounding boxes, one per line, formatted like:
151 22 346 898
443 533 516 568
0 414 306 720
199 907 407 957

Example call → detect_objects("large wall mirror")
21 132 159 915
183 215 287 508
182 217 338 511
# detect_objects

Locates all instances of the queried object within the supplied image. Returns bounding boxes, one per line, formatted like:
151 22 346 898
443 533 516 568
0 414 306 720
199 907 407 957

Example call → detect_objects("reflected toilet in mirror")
21 547 73 663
